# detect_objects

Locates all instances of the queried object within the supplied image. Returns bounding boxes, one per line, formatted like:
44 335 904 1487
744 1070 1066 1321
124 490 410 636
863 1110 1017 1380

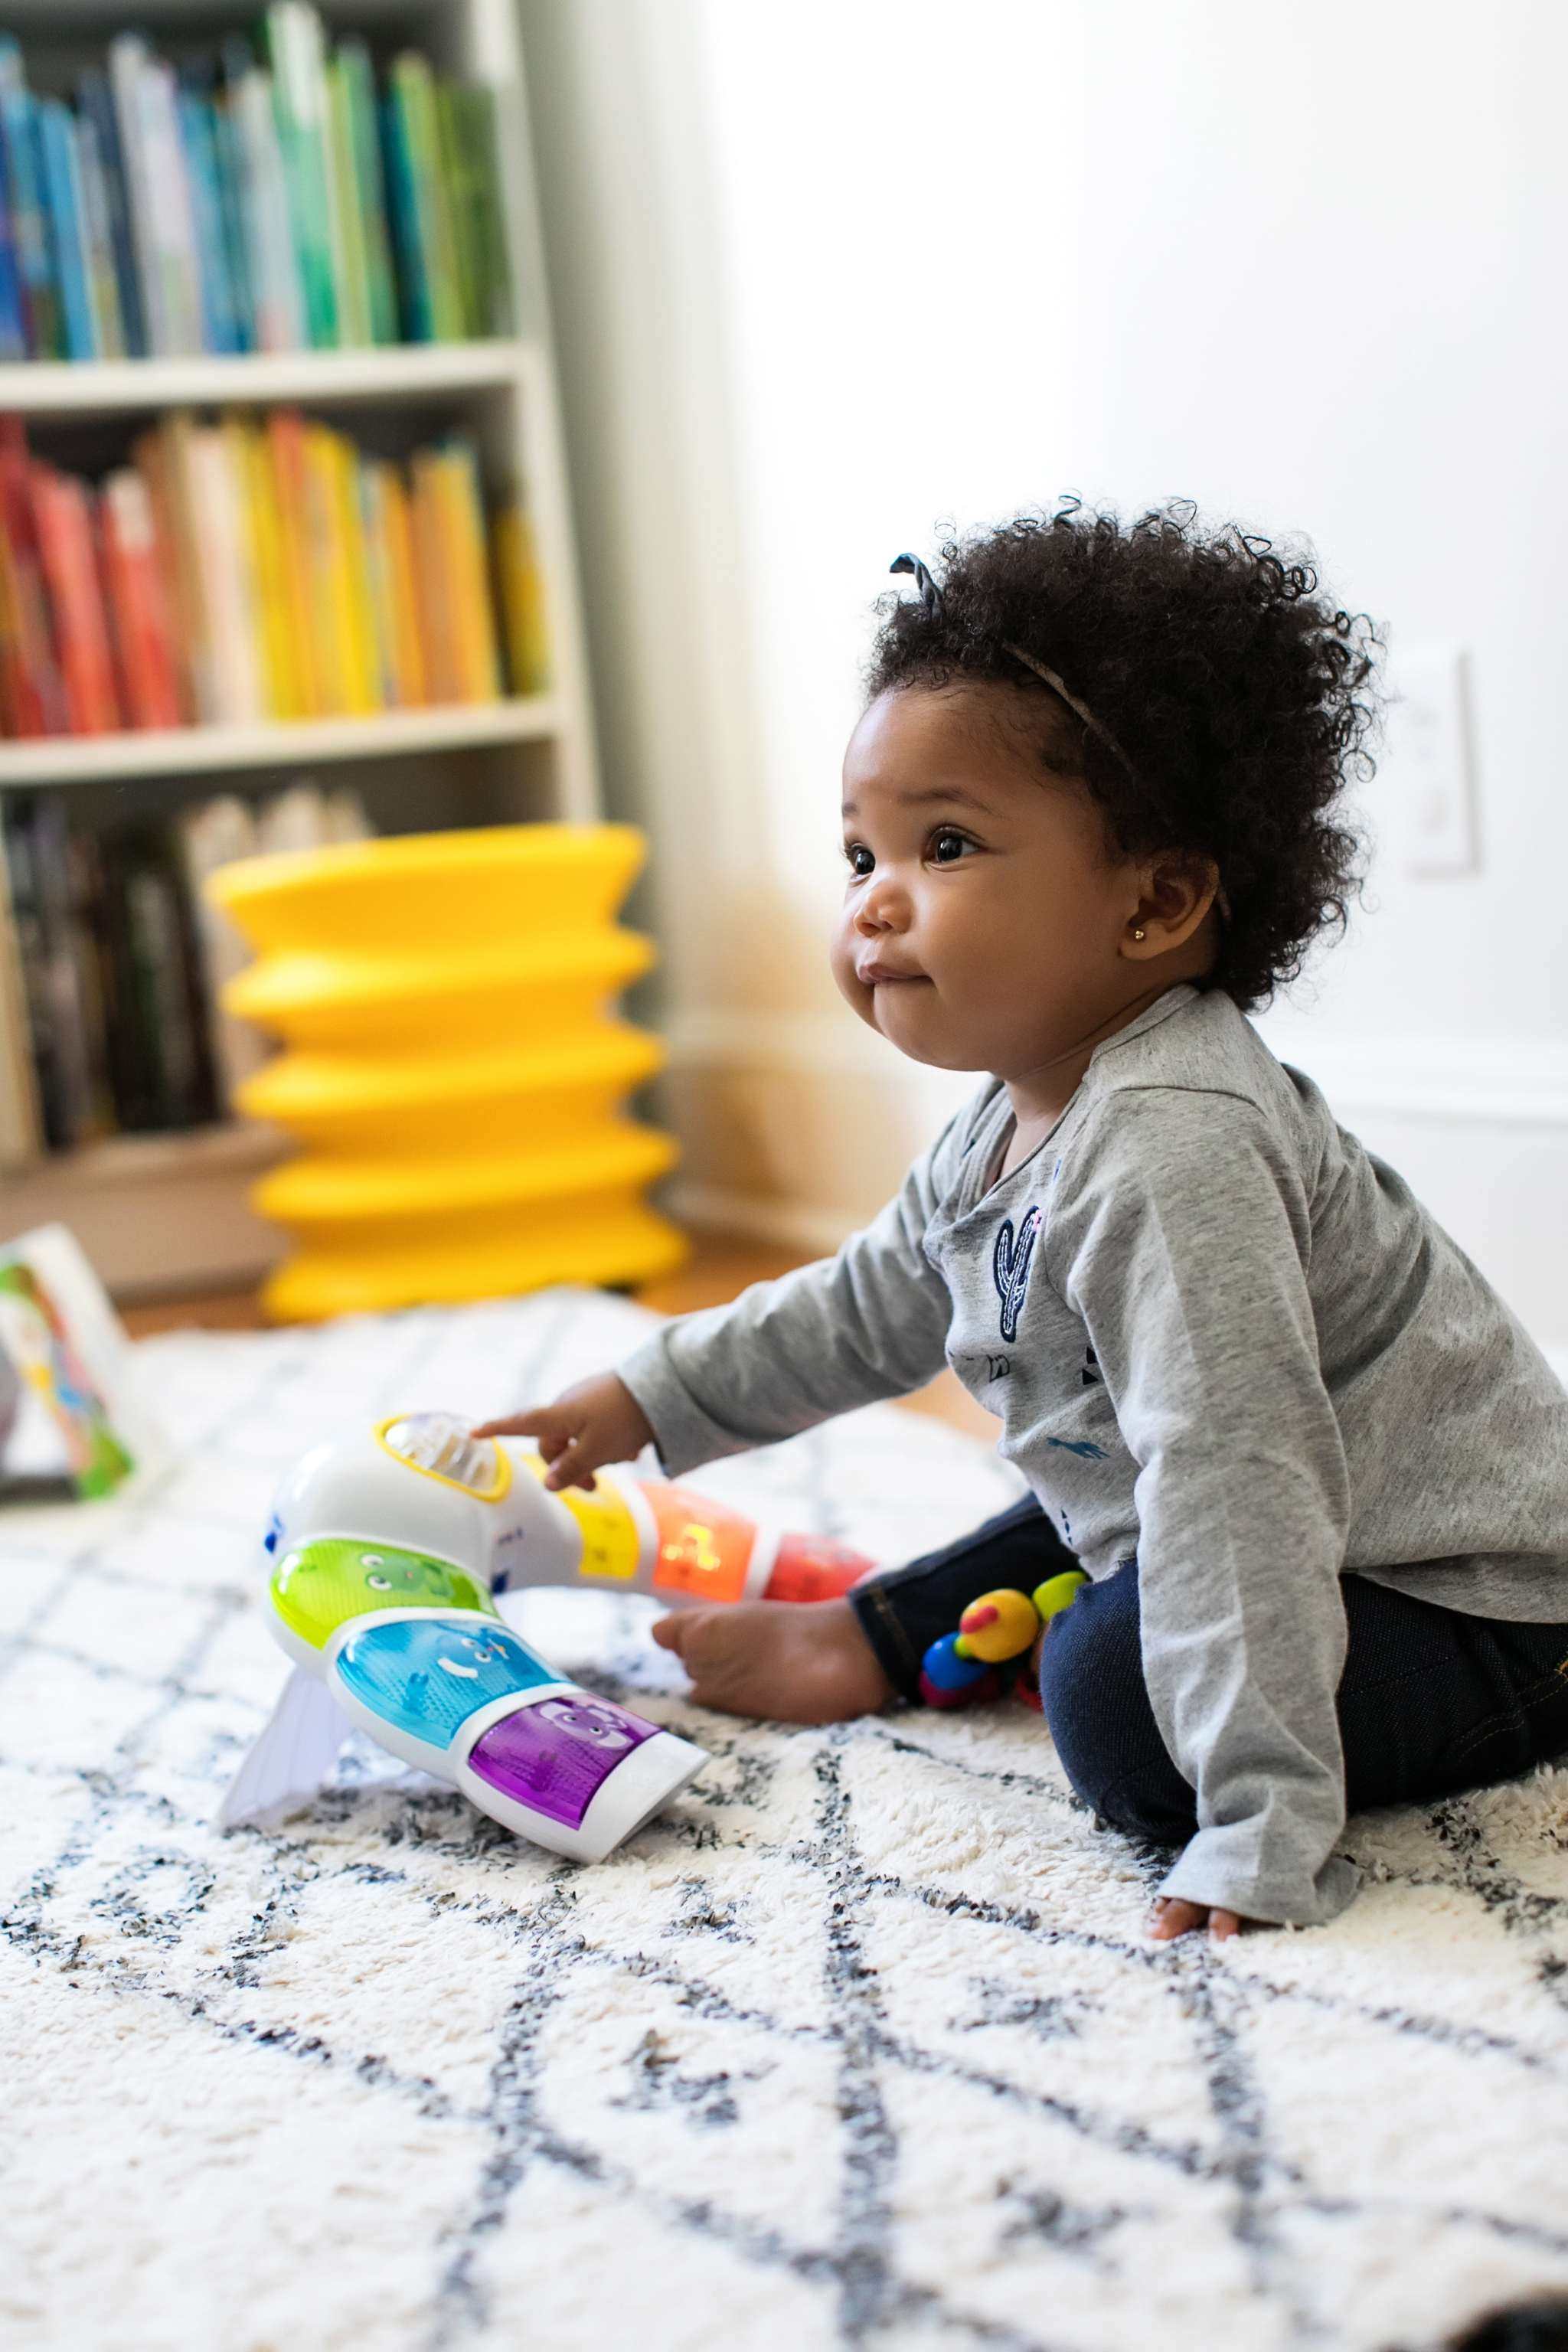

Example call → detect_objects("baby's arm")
616 1125 959 1478
1051 1090 1357 1929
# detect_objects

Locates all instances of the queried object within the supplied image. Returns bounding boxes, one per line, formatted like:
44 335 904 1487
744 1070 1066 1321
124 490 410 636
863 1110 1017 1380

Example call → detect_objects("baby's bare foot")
651 1596 893 1724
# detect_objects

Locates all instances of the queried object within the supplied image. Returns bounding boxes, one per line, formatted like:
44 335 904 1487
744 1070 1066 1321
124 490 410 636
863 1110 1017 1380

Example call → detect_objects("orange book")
433 443 501 701
266 410 326 717
374 464 426 707
32 463 122 733
99 469 185 729
135 416 214 724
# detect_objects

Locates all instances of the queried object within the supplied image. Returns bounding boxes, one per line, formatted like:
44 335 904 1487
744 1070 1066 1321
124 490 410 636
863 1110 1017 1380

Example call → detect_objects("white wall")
518 0 1568 1339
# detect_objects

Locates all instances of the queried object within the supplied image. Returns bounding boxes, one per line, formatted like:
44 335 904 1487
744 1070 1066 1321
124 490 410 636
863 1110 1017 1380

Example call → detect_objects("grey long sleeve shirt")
618 982 1568 1926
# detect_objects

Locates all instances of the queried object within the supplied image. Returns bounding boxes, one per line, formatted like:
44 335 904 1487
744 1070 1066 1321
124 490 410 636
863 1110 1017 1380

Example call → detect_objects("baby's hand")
472 1374 654 1492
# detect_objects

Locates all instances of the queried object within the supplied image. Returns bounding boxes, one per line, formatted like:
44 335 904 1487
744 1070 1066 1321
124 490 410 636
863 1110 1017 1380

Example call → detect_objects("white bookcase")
0 0 603 1298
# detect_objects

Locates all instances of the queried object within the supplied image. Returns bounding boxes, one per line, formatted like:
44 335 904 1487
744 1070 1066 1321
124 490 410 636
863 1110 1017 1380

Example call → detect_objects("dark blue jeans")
848 1494 1568 1841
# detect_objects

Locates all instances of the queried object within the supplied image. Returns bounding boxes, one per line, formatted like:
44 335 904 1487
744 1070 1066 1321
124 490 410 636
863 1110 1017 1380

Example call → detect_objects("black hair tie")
890 551 943 616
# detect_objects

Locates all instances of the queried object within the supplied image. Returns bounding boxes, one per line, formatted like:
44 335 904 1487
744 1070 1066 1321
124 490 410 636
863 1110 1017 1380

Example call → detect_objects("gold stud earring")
1132 926 1146 941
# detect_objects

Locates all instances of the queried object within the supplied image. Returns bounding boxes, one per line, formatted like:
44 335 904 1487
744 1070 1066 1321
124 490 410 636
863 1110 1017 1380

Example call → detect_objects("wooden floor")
120 1235 1001 1444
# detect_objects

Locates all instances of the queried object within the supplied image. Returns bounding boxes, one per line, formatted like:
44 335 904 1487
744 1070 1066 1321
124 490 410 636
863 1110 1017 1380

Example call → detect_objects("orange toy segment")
640 1479 760 1603
761 1533 877 1605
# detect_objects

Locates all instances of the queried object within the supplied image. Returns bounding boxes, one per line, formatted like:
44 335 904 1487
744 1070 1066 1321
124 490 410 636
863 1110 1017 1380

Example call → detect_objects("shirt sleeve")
615 1107 969 1478
1047 1088 1359 1928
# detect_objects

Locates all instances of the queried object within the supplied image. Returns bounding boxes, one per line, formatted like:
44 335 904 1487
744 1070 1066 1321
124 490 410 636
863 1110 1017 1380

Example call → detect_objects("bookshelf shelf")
0 340 537 417
0 0 606 1300
0 696 565 788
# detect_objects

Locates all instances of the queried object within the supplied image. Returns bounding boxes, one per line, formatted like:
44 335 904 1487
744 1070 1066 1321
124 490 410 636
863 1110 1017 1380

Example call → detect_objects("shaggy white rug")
4 1289 1568 2352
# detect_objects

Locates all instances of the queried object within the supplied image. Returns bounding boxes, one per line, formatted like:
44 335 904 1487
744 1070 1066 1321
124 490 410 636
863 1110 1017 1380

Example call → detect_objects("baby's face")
832 686 1142 1079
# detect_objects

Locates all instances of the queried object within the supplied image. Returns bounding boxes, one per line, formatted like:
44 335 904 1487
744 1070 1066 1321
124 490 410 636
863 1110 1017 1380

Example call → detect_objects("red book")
33 463 122 734
100 469 185 730
0 417 66 736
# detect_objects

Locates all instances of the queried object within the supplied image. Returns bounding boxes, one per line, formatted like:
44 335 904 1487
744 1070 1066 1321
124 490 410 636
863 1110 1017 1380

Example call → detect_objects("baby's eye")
929 828 975 864
844 843 874 879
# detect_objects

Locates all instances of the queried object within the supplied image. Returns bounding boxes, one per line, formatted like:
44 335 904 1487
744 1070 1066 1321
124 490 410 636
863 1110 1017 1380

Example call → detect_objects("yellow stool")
208 824 689 1321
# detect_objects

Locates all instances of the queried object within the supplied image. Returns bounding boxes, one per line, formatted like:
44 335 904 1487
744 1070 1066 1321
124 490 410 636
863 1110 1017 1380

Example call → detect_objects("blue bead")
920 1632 992 1692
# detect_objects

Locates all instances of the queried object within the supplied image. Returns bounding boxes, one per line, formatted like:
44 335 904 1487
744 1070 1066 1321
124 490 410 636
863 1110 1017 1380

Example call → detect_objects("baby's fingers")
539 1436 599 1492
470 1409 552 1440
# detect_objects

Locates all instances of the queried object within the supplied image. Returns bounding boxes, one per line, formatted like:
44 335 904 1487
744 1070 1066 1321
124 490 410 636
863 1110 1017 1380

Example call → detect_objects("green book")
339 40 397 345
439 85 513 339
264 2 338 348
436 83 480 339
466 86 513 338
389 52 463 343
325 56 370 343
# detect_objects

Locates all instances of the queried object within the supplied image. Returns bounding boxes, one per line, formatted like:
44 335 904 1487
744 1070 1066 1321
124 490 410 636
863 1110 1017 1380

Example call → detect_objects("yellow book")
433 443 501 702
234 418 298 720
266 411 326 718
326 428 381 715
379 463 427 707
300 423 350 714
492 498 550 695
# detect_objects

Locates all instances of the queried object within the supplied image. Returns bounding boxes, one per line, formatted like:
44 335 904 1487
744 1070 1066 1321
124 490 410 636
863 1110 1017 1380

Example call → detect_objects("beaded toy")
920 1568 1089 1710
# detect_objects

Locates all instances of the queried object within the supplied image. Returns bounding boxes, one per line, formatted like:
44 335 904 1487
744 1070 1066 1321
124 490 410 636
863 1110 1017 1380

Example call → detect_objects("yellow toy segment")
520 1450 642 1582
207 822 647 954
955 1587 1042 1664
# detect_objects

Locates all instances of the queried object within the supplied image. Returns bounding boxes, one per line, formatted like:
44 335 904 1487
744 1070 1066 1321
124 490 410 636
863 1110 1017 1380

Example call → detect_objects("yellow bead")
957 1588 1040 1663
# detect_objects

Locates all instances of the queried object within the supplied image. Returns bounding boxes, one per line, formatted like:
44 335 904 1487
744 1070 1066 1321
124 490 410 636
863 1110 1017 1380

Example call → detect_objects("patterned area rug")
5 1289 1568 2352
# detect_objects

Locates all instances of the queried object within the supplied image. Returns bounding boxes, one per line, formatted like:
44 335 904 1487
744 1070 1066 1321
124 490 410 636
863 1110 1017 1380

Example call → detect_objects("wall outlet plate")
1391 645 1481 879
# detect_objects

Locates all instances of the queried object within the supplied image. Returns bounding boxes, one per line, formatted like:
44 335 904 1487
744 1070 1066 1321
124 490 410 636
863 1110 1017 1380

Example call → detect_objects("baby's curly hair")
864 498 1383 1015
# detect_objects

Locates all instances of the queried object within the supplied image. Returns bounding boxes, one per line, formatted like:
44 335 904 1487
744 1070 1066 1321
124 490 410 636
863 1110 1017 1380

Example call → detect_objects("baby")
478 501 1568 1941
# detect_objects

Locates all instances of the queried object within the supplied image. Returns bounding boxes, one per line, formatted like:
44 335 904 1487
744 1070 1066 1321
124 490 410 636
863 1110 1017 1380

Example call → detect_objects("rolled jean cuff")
849 1576 930 1703
846 1494 1067 1706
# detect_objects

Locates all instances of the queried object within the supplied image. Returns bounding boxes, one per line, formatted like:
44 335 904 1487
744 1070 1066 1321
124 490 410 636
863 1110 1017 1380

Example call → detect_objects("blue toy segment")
332 1615 557 1750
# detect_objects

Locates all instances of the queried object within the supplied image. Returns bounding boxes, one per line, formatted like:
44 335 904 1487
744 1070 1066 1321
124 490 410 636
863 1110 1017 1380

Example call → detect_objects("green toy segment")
270 1537 498 1650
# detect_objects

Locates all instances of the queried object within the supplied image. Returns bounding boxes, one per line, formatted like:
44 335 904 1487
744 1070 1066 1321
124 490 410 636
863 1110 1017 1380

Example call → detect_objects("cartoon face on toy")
466 1694 660 1831
332 1615 557 1749
534 1697 639 1752
271 1538 498 1651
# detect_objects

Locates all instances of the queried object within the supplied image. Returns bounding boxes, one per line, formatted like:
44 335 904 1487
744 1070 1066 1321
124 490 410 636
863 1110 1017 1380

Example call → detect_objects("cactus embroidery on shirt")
992 1207 1042 1344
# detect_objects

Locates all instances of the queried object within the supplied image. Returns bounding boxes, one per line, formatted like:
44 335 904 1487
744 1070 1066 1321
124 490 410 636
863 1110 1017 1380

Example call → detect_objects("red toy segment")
761 1532 877 1605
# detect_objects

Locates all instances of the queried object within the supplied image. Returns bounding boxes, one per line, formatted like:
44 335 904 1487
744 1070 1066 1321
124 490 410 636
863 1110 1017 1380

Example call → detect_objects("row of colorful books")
0 411 550 739
1 780 369 1158
0 8 511 362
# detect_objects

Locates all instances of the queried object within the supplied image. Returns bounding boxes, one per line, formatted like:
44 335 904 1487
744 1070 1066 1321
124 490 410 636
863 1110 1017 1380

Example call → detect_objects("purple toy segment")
466 1694 660 1830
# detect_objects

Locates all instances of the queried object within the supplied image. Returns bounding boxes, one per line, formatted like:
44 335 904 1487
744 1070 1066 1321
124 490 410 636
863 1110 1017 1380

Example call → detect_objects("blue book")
379 87 432 341
210 80 256 351
0 160 27 358
77 69 147 358
0 41 57 358
177 81 241 353
34 99 95 359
